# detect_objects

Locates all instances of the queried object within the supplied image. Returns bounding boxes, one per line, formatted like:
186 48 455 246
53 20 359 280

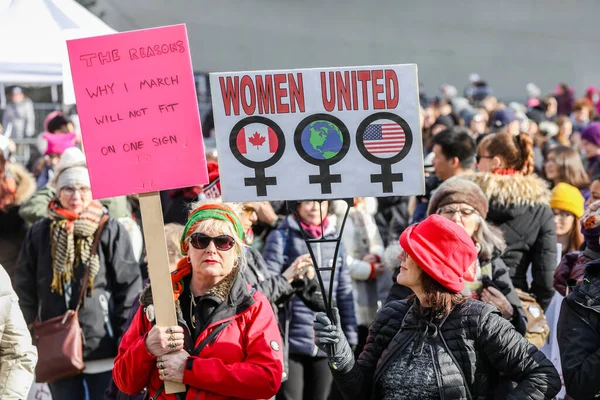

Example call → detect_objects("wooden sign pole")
138 192 186 394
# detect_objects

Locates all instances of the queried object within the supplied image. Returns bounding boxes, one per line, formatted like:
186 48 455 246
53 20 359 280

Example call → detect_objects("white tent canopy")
0 0 116 85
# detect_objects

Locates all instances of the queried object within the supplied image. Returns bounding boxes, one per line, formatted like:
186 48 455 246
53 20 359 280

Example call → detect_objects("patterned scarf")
48 199 104 295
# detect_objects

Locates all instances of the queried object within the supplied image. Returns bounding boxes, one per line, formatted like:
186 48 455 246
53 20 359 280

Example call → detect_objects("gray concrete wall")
93 0 600 100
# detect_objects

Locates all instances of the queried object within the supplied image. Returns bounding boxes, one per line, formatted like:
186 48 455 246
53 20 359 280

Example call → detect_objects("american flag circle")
361 119 406 158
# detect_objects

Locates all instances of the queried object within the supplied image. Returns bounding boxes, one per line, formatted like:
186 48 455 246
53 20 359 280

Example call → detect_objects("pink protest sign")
67 24 208 199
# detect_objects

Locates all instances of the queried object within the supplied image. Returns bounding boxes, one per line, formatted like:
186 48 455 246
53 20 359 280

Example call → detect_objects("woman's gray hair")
473 216 506 261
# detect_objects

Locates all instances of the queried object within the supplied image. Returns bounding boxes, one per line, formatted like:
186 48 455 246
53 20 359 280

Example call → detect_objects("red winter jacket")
113 276 283 400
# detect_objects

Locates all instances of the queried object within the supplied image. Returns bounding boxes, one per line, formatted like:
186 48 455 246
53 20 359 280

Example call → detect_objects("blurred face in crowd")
581 139 600 159
546 97 558 116
574 107 590 123
240 204 258 233
559 119 573 138
469 112 487 135
432 144 456 181
437 203 480 238
587 180 600 207
58 185 92 214
44 153 61 168
544 152 559 182
423 107 437 130
11 92 24 103
396 250 423 290
297 201 328 226
553 209 576 236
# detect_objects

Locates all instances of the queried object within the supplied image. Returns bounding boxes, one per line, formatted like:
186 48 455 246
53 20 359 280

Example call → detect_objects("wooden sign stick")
138 192 186 394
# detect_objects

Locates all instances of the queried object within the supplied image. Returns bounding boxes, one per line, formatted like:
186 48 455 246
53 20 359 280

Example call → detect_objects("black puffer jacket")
557 259 600 399
15 215 142 361
463 172 557 310
386 254 527 335
333 298 560 399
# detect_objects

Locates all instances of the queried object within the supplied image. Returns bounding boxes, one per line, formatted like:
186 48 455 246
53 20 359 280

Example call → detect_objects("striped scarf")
48 200 104 295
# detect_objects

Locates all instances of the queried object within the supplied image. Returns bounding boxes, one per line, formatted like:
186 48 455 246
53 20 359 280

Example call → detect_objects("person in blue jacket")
263 200 357 400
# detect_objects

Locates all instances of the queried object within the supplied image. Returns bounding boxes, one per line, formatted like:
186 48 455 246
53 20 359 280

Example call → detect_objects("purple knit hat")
581 122 600 147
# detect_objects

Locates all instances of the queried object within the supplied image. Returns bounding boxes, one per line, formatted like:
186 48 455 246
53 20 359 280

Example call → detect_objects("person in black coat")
314 215 560 399
558 258 600 399
15 153 141 400
467 132 557 310
386 177 528 334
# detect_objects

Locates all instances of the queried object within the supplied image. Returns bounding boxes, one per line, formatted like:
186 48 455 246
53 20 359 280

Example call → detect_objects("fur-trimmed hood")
461 171 550 209
6 163 35 205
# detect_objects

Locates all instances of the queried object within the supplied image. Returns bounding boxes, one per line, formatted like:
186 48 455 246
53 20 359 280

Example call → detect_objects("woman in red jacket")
113 203 284 399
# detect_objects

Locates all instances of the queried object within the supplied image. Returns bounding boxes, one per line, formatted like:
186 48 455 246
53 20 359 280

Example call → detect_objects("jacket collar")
461 171 550 208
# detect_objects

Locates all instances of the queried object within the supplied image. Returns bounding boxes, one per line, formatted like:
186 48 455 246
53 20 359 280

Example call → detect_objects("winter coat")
557 259 600 399
15 215 142 362
2 98 35 138
113 273 283 400
244 245 294 306
18 182 131 226
333 298 561 400
0 163 35 278
263 216 358 356
333 199 391 326
554 248 600 296
386 253 528 335
374 196 410 246
557 260 600 400
0 264 37 399
463 172 557 310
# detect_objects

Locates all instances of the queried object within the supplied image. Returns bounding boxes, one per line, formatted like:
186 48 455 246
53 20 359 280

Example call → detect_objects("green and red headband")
180 204 245 256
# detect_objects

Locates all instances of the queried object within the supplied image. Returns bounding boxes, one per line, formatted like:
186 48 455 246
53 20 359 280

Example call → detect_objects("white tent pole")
0 83 6 109
51 84 58 103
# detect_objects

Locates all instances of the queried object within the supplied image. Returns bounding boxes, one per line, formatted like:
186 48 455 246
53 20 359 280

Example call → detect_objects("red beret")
399 214 478 293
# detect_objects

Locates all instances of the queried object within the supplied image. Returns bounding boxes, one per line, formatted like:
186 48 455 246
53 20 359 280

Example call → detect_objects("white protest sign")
210 64 424 202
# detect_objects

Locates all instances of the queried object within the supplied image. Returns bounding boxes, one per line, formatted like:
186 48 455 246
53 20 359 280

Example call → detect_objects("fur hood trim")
461 171 550 208
6 163 35 205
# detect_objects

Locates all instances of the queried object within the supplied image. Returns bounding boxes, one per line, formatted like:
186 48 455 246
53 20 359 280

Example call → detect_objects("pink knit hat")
42 133 76 156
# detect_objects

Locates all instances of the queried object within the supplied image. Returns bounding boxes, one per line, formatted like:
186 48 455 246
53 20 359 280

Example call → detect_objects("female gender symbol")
294 114 350 194
229 116 286 197
355 112 413 192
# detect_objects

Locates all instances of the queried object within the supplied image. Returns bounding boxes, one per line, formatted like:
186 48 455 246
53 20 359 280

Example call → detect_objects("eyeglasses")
242 206 256 217
188 233 235 251
60 186 91 196
438 206 479 219
476 154 493 163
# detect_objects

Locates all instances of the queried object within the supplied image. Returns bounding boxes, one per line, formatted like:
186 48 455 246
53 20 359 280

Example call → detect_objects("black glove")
482 268 511 296
313 307 354 372
292 276 326 312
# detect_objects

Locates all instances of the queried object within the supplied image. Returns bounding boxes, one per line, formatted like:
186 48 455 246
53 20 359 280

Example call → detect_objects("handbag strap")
75 214 109 312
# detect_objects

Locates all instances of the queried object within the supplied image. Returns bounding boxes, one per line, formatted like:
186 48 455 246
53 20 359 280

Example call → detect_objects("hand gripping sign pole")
287 199 352 318
138 193 187 394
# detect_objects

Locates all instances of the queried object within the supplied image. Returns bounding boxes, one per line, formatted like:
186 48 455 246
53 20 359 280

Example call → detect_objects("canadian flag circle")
235 123 279 163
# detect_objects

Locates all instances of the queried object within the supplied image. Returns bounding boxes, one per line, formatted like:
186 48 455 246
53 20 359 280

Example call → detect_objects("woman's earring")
187 256 191 263
234 257 240 267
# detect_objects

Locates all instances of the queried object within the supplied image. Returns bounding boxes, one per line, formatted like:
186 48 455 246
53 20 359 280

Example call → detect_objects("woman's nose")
450 212 461 223
205 240 218 253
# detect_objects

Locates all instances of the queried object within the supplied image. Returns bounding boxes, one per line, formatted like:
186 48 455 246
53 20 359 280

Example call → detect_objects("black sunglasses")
188 233 235 251
476 154 493 163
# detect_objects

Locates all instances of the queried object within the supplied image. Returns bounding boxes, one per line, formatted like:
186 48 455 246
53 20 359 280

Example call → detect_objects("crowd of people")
2 79 600 399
